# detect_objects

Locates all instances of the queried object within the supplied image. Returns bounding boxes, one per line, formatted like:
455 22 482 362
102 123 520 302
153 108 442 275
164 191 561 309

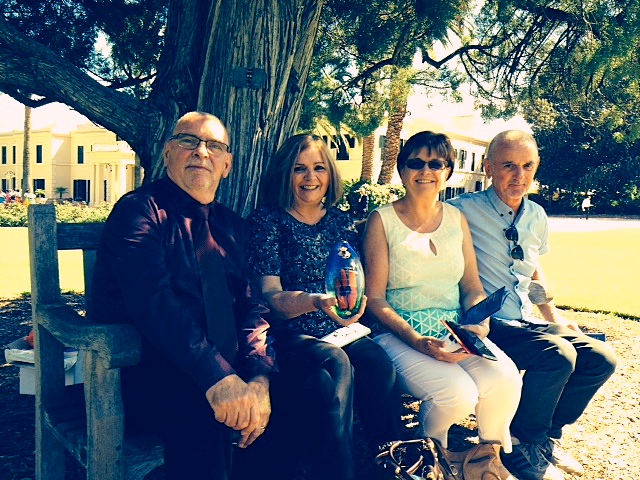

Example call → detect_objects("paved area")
548 215 640 232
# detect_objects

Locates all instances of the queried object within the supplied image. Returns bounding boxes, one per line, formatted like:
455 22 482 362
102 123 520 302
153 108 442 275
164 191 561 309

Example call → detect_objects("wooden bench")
28 203 163 480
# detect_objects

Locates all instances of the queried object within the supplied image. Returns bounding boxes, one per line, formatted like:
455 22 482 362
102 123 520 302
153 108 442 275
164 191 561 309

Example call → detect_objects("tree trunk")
377 98 407 185
196 1 323 215
0 0 324 215
360 132 375 181
22 105 31 194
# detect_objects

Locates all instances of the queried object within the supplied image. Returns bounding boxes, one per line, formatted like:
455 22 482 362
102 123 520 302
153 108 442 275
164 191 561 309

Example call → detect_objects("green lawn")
0 227 85 299
1 225 639 317
540 228 640 317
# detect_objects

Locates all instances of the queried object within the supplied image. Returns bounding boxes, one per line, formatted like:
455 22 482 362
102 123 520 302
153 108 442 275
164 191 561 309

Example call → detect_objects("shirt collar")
159 176 216 216
486 186 526 225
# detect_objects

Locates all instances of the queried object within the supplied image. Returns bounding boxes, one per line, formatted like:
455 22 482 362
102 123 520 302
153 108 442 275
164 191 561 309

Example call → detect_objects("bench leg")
85 351 126 480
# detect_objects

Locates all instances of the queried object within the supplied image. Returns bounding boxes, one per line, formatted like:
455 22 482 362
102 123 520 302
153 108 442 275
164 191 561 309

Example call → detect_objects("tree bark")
0 0 324 215
377 99 407 185
360 132 375 181
22 106 31 194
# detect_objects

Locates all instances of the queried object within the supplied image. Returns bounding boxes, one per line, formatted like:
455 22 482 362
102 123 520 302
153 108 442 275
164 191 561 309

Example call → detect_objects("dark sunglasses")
404 158 449 171
504 224 524 260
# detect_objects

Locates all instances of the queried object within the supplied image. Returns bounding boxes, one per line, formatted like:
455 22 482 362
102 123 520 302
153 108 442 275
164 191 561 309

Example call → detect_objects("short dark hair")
259 134 343 209
397 131 455 180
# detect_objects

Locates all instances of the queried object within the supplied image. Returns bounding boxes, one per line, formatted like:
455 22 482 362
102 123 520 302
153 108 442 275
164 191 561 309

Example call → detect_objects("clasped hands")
205 374 271 448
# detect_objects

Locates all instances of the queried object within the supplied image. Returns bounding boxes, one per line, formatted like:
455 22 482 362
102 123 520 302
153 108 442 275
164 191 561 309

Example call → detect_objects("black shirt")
91 177 275 392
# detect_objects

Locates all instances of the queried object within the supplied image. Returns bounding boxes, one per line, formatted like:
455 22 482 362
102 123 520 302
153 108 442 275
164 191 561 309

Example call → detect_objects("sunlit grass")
540 228 640 318
1 225 639 317
0 227 85 299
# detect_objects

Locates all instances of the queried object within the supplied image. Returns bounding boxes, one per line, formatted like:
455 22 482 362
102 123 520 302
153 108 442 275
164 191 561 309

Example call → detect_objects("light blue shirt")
448 186 549 321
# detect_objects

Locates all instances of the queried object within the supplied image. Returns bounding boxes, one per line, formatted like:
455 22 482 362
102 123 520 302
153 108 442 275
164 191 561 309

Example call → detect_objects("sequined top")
246 206 361 338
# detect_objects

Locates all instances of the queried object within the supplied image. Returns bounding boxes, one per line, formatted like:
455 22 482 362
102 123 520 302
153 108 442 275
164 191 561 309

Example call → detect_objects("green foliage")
533 102 640 215
0 203 113 227
0 0 165 99
1 0 97 68
301 0 471 140
340 180 405 217
470 0 640 146
0 204 28 227
53 202 113 223
54 186 68 199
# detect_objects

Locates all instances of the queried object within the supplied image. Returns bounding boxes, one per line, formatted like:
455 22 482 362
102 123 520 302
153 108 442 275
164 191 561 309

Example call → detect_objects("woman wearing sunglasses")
362 131 522 478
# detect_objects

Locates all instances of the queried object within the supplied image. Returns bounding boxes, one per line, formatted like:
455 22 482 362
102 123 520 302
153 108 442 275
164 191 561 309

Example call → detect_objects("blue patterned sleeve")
246 207 282 277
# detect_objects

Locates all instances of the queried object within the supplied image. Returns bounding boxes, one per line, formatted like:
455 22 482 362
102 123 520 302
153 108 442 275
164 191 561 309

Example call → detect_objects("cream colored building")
1 108 512 206
322 113 492 199
0 123 137 204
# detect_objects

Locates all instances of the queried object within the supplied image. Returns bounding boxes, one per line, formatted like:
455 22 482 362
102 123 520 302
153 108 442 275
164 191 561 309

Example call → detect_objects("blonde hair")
259 134 343 209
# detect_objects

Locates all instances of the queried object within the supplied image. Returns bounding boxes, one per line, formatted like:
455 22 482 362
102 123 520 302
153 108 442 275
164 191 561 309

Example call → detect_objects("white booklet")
320 323 372 347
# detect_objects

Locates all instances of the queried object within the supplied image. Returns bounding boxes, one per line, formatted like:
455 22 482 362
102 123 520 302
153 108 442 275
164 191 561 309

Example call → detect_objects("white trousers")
374 332 522 451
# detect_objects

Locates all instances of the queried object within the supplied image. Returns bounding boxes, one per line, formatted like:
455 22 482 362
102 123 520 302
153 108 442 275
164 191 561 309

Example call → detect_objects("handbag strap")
376 439 446 480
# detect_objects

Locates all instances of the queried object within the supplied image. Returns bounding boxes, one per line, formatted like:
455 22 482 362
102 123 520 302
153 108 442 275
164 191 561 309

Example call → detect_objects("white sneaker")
550 444 584 476
543 463 565 480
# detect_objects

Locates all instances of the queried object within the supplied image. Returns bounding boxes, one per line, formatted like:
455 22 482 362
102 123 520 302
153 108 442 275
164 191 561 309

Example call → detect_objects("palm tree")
55 186 68 199
22 105 31 195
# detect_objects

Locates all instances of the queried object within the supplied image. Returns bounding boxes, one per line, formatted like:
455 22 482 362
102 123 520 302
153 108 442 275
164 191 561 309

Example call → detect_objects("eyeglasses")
504 224 524 260
404 158 449 171
169 134 229 156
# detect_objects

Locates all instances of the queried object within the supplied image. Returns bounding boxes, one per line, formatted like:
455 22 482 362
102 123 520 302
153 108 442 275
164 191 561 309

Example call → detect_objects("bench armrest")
36 303 142 369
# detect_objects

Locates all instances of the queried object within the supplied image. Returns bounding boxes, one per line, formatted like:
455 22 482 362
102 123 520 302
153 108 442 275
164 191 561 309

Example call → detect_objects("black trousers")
122 355 234 480
488 319 617 444
124 335 401 480
235 333 402 480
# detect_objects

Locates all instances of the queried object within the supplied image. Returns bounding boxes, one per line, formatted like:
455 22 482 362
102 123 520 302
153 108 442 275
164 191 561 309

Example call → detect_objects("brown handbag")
437 443 503 480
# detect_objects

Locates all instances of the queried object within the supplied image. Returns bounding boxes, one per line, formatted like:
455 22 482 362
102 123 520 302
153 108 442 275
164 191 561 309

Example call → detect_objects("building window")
481 154 485 172
1 146 6 164
33 179 45 192
475 181 483 192
77 146 84 164
334 136 350 160
443 187 455 200
12 146 16 164
1 179 6 191
36 145 43 164
73 179 91 203
471 152 476 172
458 149 467 170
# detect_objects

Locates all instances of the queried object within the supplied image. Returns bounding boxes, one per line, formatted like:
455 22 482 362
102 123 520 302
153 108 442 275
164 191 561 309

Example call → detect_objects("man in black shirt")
91 112 275 479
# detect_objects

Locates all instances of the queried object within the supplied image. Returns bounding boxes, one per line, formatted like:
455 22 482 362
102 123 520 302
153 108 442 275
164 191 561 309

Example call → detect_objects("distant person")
23 190 36 205
581 196 592 220
450 130 617 480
